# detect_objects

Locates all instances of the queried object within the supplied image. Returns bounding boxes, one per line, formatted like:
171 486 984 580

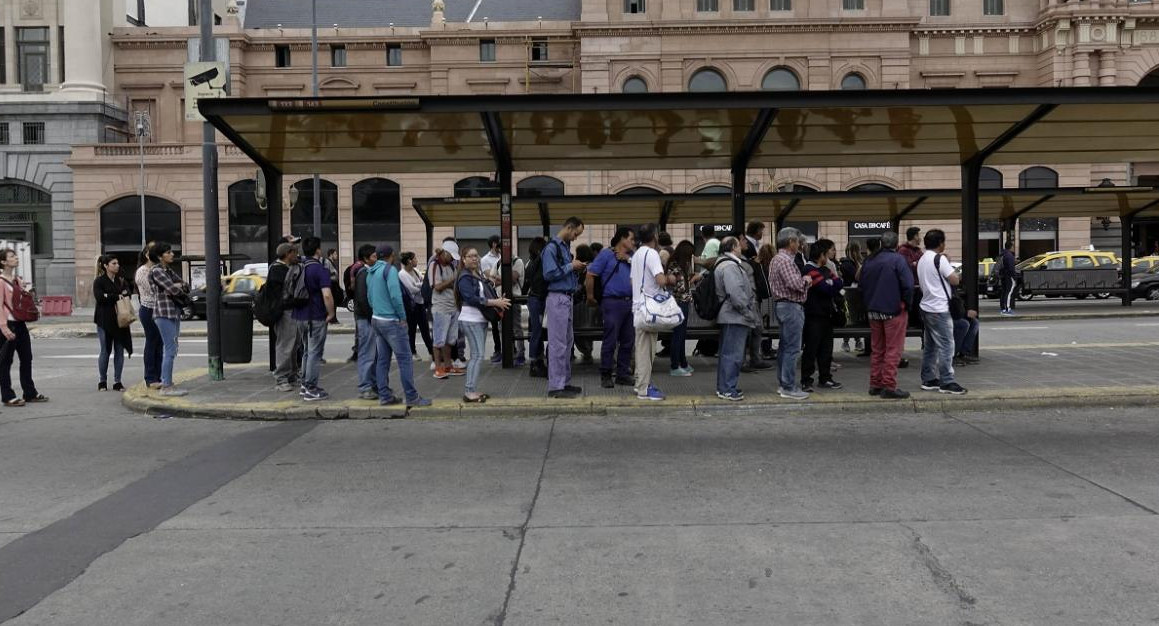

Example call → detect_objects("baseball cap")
442 240 460 261
376 244 394 259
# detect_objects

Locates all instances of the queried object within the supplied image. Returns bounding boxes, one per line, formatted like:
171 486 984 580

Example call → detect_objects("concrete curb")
123 381 1159 421
31 326 355 339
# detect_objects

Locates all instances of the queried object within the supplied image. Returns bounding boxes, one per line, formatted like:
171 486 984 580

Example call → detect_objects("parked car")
1130 265 1159 301
1129 256 1159 272
1014 250 1120 300
978 258 996 298
183 272 266 320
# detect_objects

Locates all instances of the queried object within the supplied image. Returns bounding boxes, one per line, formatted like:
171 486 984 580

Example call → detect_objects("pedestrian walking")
917 229 968 395
665 239 700 376
0 248 46 406
524 237 548 378
293 237 337 401
714 237 757 401
800 239 843 392
134 243 163 388
350 244 379 399
399 252 433 361
455 247 510 403
428 246 461 379
93 254 134 391
266 243 302 392
768 227 813 400
631 223 674 401
147 242 187 397
998 240 1018 315
839 242 864 354
859 231 913 399
366 245 431 409
541 217 586 399
586 226 636 389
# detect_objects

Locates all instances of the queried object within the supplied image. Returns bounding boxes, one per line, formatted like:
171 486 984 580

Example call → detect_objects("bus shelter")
200 86 1159 367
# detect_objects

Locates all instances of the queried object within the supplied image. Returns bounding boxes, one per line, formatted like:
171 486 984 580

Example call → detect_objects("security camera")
188 67 220 86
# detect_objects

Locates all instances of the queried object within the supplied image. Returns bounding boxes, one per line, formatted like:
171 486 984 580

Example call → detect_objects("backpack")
253 283 276 327
281 262 310 309
525 255 546 298
691 258 738 321
353 266 372 319
1 277 38 322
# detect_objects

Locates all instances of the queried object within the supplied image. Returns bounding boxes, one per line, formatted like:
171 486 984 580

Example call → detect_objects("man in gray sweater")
714 237 760 402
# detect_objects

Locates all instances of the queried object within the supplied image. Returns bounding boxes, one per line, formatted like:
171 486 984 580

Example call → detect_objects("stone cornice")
573 18 922 37
913 25 1036 36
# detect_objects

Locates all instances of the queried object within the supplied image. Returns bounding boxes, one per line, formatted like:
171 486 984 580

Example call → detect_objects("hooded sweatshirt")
366 260 407 322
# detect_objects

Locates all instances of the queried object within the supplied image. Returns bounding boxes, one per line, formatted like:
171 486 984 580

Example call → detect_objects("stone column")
1098 50 1117 85
61 0 115 95
1072 50 1091 86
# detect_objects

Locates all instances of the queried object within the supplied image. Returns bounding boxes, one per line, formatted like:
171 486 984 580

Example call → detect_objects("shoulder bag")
934 254 966 320
632 249 684 332
1 276 39 323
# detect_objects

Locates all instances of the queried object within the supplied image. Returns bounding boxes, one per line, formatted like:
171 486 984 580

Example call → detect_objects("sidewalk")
123 338 1159 420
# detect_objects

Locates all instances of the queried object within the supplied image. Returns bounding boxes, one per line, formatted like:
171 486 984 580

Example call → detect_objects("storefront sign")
848 220 893 236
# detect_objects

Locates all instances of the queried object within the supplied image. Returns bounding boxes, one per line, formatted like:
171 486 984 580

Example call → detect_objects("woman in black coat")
93 254 134 391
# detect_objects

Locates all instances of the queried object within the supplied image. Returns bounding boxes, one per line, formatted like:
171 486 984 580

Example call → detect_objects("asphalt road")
1 317 1157 625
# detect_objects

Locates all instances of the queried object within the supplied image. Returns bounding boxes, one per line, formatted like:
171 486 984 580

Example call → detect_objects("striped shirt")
767 250 811 303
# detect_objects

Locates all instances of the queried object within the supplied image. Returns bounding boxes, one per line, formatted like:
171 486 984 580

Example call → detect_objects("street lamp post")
135 111 150 247
311 0 321 238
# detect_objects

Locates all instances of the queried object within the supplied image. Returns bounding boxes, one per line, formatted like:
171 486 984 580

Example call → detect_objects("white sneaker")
453 359 467 369
429 362 436 371
778 388 810 400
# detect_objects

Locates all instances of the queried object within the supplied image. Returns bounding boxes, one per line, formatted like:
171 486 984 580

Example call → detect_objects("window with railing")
22 122 45 145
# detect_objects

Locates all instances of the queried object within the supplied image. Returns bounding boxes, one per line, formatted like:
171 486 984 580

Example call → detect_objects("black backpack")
353 266 372 319
281 262 310 309
691 258 738 321
525 254 547 299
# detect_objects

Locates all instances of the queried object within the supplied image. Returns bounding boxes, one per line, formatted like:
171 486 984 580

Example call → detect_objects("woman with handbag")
93 255 135 391
134 243 163 388
801 239 844 393
148 242 189 397
455 247 510 403
0 248 47 406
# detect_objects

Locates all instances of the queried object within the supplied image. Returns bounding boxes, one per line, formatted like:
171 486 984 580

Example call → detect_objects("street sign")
184 61 228 122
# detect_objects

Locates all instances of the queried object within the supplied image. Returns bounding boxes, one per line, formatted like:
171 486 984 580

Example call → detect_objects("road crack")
899 523 978 611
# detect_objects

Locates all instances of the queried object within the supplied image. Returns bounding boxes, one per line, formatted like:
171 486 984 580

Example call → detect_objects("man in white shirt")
915 229 967 395
631 224 675 401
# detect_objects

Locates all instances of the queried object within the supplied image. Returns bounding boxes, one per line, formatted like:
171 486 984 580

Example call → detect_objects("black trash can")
221 292 254 364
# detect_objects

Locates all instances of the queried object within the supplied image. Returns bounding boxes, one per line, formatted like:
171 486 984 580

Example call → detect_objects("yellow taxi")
224 272 265 295
1129 256 1159 272
1015 250 1119 271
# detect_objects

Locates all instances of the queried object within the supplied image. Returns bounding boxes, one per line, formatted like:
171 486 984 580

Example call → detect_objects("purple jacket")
859 248 914 316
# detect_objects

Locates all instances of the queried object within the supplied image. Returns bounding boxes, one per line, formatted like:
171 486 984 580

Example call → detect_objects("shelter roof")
200 87 1159 176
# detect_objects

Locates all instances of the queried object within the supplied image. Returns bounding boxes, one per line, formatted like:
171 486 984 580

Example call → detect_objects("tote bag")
116 294 137 328
632 248 685 332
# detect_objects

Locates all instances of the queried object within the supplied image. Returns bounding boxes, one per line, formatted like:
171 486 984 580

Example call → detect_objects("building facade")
63 0 1159 305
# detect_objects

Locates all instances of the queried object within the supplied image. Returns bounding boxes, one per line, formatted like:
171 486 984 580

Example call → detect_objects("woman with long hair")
148 242 189 396
0 248 47 406
839 241 864 353
524 236 548 377
801 239 844 392
135 243 163 387
93 255 134 390
665 239 700 376
454 247 510 403
398 251 434 360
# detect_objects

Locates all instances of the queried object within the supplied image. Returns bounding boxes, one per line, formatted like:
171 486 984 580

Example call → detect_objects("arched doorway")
228 179 267 268
100 195 182 279
352 178 401 256
0 182 52 257
1140 67 1159 88
290 178 339 256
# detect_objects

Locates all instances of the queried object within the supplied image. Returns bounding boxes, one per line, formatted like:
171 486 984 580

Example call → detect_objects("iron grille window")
22 122 45 145
331 45 346 67
275 45 291 67
387 44 402 66
480 39 496 62
929 0 950 14
530 39 548 62
842 0 864 8
624 0 645 13
17 27 50 92
697 0 718 10
983 0 1003 14
0 124 8 146
734 0 755 9
770 0 792 10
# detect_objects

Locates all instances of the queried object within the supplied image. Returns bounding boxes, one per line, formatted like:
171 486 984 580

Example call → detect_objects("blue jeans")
774 301 805 392
527 295 545 361
372 318 419 403
297 319 328 390
356 317 377 393
670 301 690 370
599 297 634 377
139 305 162 385
97 327 125 384
954 317 979 356
717 323 748 395
921 310 956 385
462 321 487 394
154 317 180 387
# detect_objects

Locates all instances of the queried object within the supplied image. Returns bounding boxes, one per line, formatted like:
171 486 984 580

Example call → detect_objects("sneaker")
819 380 843 390
898 358 910 369
868 387 883 396
1000 310 1016 317
433 368 449 380
670 367 692 377
490 353 503 364
564 385 582 393
453 359 467 369
449 367 466 376
961 354 980 364
778 388 810 400
529 362 548 378
716 391 743 402
601 374 615 389
881 388 911 399
548 388 579 399
684 365 695 374
413 354 423 362
407 397 432 408
952 356 968 367
358 390 378 400
515 356 526 366
159 386 187 397
939 382 968 395
801 383 815 393
430 362 436 371
615 375 635 386
637 385 665 401
379 395 402 405
920 380 941 391
98 382 108 391
302 388 330 402
275 382 295 392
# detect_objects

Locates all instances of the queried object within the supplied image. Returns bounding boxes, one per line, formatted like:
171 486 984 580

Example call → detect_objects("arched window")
290 178 339 254
850 182 892 192
688 68 727 92
694 185 731 194
776 183 819 192
980 167 1003 189
352 178 401 256
1018 166 1058 189
228 179 267 266
622 76 648 94
454 176 500 198
517 176 564 197
0 182 52 255
1140 67 1159 87
761 68 800 91
101 195 181 253
840 73 867 90
617 186 663 195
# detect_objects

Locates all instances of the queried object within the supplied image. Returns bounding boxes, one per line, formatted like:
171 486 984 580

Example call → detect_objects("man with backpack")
586 227 636 389
293 236 336 401
350 244 378 399
713 237 757 402
265 243 301 392
366 245 431 409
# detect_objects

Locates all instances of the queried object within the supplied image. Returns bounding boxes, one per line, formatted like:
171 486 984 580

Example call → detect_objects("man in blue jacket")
366 244 431 409
540 217 587 399
859 231 914 399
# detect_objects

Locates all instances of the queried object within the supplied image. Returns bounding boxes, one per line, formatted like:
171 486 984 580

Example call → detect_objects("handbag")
1 277 39 322
632 249 685 332
480 277 504 324
116 294 137 328
934 254 966 320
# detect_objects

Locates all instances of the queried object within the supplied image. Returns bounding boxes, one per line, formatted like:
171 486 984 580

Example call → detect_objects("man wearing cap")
366 245 431 409
428 242 461 379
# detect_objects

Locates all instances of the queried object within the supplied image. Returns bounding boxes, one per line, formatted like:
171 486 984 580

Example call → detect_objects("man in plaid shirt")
768 227 813 400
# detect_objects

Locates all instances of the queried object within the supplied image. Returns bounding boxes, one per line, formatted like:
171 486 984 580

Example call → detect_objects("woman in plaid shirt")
148 242 188 397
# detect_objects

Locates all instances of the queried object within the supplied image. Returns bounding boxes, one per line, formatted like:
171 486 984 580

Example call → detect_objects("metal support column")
482 111 516 369
731 167 746 237
199 0 223 381
1121 213 1134 307
961 161 982 313
263 166 282 372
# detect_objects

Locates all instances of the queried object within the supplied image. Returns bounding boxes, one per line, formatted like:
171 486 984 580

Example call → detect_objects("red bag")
1 277 39 323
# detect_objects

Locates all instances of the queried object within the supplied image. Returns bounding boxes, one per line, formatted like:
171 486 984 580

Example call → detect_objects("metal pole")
200 0 224 381
731 167 745 237
264 166 282 371
1121 214 1134 307
961 161 982 313
499 170 514 369
311 0 321 239
138 113 146 247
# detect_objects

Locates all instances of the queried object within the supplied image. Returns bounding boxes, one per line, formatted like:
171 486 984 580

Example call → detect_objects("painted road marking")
987 326 1050 330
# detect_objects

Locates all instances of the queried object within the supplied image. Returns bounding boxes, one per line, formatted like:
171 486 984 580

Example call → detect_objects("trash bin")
221 292 254 364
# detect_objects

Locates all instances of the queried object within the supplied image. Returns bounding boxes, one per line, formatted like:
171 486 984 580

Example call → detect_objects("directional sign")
184 61 228 122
